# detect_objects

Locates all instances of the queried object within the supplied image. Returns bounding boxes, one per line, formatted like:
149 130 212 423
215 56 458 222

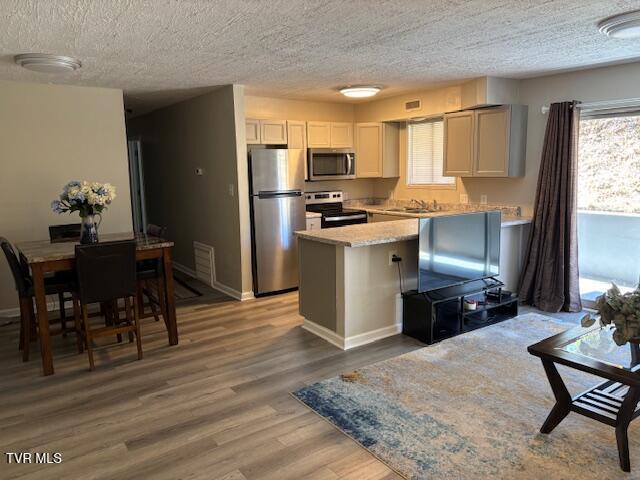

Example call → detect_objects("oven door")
308 148 356 181
322 212 368 228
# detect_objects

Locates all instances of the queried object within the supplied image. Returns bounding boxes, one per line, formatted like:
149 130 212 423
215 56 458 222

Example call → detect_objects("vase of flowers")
582 283 640 345
51 180 116 244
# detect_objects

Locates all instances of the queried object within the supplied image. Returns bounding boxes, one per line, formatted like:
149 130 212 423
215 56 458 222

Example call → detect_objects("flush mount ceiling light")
339 86 381 98
14 53 82 73
598 10 640 39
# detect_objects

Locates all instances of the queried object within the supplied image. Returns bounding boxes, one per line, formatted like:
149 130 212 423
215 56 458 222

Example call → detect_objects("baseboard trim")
344 323 403 350
174 261 253 301
302 320 345 349
0 297 103 319
302 319 402 350
0 298 60 319
173 261 197 278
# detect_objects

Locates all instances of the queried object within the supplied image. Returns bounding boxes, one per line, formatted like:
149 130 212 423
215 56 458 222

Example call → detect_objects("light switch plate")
480 194 488 205
459 193 469 204
228 184 235 196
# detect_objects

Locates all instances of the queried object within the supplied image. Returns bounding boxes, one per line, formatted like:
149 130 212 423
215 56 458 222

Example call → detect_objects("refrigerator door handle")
257 190 303 199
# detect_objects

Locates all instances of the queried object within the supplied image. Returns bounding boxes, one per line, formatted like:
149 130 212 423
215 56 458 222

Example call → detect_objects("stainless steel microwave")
307 148 356 181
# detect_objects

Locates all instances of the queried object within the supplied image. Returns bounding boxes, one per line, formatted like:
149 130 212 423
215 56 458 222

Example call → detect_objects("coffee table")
528 323 640 472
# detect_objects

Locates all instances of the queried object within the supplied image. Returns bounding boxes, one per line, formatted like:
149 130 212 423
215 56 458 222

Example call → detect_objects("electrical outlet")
459 193 469 204
228 184 235 196
480 194 488 205
388 250 397 267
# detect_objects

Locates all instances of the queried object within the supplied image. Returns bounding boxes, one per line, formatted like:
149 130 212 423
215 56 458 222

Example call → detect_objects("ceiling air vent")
405 99 421 112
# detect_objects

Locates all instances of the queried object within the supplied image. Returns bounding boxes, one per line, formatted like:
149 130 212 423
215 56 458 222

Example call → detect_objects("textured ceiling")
1 0 639 115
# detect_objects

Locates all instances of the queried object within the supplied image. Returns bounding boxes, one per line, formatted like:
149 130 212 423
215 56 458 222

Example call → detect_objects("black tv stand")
402 277 518 344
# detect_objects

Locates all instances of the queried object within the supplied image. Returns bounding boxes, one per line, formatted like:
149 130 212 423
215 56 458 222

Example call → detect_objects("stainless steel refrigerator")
249 148 306 295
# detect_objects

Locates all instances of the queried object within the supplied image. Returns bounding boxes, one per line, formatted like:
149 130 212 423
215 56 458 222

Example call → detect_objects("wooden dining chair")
74 240 142 370
137 224 168 324
48 223 81 336
0 237 81 361
49 224 81 242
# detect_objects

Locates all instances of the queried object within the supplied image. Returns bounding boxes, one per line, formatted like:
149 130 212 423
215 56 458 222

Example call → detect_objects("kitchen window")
407 118 455 186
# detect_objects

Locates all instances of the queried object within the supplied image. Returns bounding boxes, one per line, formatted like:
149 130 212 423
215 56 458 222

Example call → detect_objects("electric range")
305 191 368 228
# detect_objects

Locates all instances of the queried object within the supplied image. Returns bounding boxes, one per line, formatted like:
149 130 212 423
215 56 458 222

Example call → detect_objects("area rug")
293 314 640 479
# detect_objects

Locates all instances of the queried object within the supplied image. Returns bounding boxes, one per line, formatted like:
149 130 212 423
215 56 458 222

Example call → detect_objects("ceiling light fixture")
339 86 381 98
598 10 640 39
14 53 82 73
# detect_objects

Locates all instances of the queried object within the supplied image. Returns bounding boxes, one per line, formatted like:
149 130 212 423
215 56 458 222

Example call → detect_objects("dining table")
15 232 178 376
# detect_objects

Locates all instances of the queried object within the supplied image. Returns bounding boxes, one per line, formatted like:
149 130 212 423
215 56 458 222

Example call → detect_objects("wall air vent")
405 99 422 112
193 241 215 287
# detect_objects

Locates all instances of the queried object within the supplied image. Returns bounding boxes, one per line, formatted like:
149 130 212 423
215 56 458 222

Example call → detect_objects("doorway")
127 138 148 233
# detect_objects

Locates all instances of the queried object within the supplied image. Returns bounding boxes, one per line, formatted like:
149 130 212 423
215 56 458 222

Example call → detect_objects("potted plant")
582 283 640 346
51 180 116 244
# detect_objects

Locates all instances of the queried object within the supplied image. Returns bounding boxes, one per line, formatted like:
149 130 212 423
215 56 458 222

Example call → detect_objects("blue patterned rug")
293 314 640 479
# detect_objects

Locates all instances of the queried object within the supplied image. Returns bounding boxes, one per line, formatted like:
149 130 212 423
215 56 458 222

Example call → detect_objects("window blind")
407 119 454 185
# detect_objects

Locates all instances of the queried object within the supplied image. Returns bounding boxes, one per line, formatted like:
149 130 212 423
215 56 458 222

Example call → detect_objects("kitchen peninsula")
296 211 531 350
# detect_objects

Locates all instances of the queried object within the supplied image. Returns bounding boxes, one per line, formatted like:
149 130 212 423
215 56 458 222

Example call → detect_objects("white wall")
0 80 132 313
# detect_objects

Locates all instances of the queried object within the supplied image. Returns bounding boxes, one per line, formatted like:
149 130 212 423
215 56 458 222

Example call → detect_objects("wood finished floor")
0 291 424 480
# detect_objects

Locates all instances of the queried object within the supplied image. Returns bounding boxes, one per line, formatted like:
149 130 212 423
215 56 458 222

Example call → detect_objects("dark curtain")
519 101 582 312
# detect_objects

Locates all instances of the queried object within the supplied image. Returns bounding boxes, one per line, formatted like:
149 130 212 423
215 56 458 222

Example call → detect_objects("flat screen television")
418 211 501 292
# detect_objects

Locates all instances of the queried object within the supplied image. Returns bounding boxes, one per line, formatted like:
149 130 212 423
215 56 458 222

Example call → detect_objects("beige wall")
355 85 462 123
355 84 468 204
359 63 640 215
246 95 375 200
464 61 640 215
232 86 253 295
245 95 354 122
127 86 249 296
0 80 131 313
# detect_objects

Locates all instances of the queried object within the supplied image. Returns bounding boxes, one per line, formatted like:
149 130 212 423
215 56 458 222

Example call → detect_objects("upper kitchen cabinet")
474 105 526 177
307 122 332 147
443 111 474 176
355 122 399 178
330 122 353 148
260 119 287 144
246 119 261 144
245 119 288 145
443 105 527 177
286 121 306 149
307 121 353 148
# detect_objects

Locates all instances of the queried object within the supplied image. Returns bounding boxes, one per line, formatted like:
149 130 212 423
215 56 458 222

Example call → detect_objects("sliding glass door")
577 108 640 306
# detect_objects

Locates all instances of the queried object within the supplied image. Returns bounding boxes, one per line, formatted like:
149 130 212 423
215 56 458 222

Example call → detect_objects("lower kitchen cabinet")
306 217 321 230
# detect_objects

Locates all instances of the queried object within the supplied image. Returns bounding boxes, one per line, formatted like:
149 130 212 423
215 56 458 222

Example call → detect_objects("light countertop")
296 214 531 247
350 205 531 225
305 211 322 219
